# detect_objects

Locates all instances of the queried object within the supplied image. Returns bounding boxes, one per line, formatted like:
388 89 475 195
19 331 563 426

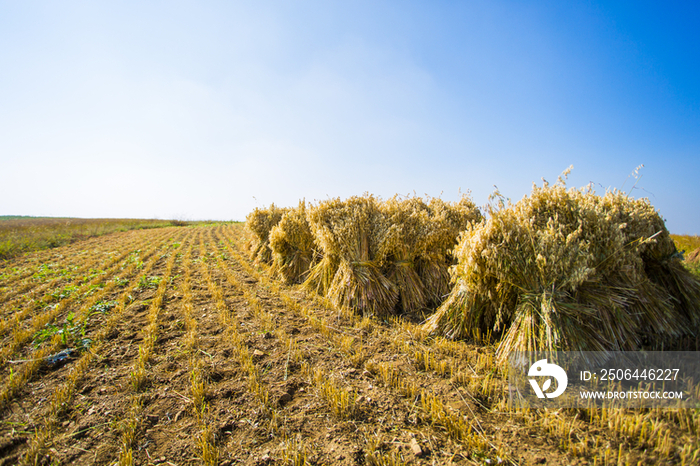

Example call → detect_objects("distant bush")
170 219 192 227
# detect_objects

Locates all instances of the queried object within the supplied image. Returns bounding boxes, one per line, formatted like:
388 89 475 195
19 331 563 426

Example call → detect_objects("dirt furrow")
0 228 191 465
0 228 173 375
0 228 173 308
209 226 487 464
0 228 165 339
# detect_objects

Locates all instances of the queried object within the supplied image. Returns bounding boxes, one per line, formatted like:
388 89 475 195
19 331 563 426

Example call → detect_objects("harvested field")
0 217 180 260
0 223 698 465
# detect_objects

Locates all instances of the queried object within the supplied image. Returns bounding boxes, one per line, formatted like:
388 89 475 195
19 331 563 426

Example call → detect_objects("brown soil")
0 224 696 465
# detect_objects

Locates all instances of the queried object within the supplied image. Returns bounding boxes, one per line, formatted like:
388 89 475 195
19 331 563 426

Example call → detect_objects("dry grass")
424 174 700 362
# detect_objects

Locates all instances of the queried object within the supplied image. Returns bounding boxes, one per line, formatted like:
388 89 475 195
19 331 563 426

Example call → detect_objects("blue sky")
1 1 698 233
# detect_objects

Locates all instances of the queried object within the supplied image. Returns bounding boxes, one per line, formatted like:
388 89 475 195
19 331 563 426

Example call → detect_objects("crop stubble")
0 224 697 466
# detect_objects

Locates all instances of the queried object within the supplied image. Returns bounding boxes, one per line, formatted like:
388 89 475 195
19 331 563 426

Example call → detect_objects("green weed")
51 285 78 301
137 275 161 290
114 277 129 287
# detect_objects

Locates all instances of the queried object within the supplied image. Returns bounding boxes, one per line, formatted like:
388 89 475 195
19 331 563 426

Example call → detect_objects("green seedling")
33 263 56 281
33 323 62 347
114 277 129 287
82 269 105 282
51 285 78 301
31 304 110 351
89 300 117 315
84 283 105 296
137 275 161 290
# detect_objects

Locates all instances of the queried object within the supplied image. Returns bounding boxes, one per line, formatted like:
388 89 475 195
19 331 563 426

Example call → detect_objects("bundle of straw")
380 196 432 313
424 179 700 362
245 193 481 317
304 194 398 316
380 195 482 313
269 201 317 284
419 196 483 306
245 204 288 265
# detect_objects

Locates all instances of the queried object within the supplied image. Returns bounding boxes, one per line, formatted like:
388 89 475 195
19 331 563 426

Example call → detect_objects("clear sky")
1 1 698 233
